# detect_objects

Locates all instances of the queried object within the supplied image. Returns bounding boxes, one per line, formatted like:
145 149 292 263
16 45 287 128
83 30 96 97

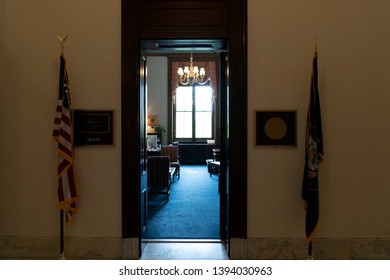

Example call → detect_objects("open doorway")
141 39 228 242
121 0 247 260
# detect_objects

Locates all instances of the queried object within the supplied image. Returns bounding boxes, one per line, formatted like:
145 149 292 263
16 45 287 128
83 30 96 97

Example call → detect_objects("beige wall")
0 0 122 237
147 56 168 144
247 0 390 238
1 0 389 247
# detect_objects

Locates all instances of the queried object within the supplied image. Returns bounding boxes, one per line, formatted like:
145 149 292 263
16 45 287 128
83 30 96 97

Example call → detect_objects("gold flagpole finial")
57 35 68 56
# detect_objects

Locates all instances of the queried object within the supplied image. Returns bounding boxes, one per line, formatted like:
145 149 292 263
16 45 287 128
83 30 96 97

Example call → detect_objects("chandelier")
177 53 207 85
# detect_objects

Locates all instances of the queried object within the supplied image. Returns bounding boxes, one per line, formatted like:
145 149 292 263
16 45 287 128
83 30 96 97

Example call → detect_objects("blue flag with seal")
302 50 324 243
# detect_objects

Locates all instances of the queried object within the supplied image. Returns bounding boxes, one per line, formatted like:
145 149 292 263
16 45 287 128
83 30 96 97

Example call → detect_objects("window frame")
168 55 219 144
174 82 214 142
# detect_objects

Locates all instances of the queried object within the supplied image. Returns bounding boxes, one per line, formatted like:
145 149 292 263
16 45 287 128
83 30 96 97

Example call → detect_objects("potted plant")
154 125 167 142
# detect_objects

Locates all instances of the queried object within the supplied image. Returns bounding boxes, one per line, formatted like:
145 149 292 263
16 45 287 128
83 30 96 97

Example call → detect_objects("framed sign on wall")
73 110 114 146
255 110 296 146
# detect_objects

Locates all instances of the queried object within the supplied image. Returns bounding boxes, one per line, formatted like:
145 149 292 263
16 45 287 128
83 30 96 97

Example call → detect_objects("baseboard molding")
230 237 390 259
0 236 122 260
122 237 139 259
2 236 389 259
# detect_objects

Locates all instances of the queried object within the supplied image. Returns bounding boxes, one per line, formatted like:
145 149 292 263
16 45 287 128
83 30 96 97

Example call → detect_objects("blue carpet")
146 165 220 239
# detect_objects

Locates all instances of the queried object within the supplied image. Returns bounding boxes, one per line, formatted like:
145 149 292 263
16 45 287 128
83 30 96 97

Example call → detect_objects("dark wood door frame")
121 0 247 249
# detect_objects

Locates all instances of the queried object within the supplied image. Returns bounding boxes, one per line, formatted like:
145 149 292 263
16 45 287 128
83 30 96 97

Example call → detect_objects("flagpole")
57 35 68 260
303 46 322 261
308 241 313 260
57 35 68 56
308 43 317 261
59 210 65 259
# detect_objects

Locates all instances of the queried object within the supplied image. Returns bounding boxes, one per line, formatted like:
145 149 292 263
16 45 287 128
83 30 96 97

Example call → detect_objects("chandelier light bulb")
178 67 183 75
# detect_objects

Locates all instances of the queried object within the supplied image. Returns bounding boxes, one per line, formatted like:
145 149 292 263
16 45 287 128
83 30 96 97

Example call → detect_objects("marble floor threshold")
140 239 229 260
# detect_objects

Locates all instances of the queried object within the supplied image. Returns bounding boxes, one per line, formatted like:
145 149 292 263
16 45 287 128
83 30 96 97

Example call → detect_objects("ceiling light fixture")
177 52 207 85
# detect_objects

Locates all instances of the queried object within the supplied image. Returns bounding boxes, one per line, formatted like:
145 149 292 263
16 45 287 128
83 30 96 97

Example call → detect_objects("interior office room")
1 0 389 260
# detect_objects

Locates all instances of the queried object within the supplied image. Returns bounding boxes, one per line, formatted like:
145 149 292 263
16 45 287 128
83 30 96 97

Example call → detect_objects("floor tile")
140 240 229 260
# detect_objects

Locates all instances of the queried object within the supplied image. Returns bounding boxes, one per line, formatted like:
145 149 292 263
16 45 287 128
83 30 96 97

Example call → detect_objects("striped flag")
301 50 324 243
53 55 78 224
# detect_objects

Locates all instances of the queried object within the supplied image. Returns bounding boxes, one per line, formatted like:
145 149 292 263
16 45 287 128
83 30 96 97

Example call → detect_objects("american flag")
53 55 78 224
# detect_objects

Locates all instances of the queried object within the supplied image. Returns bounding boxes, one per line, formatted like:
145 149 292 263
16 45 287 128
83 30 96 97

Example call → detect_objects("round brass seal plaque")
264 117 287 140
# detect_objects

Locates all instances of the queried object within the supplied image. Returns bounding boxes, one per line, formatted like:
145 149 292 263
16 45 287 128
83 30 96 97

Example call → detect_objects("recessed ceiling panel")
141 39 227 54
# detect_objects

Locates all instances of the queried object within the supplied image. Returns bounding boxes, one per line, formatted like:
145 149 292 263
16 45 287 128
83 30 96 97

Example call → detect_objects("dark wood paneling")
227 0 248 238
144 8 224 26
121 0 141 239
140 1 229 38
122 0 248 244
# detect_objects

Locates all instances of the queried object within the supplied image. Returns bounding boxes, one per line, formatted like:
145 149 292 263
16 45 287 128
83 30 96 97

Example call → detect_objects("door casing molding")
121 0 247 257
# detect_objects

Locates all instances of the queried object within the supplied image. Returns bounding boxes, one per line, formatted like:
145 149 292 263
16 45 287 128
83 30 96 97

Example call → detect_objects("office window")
175 84 213 141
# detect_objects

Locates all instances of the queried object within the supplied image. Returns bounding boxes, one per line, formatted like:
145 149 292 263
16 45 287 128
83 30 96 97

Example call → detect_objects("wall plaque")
73 110 114 146
255 110 296 146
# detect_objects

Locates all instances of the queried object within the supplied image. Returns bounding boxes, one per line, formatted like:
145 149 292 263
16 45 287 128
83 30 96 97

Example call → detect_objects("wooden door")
219 51 229 244
139 56 148 254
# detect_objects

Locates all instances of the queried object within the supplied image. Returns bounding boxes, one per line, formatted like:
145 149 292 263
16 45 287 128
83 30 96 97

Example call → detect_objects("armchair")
161 145 180 180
